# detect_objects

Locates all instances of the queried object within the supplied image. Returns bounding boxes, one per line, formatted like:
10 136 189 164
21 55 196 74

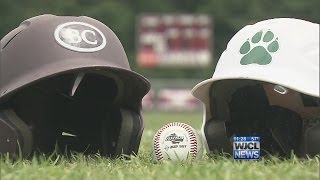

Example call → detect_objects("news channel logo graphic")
233 136 260 160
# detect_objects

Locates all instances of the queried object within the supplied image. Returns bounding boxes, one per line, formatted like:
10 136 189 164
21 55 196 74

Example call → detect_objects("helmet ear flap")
0 109 33 158
101 108 143 157
303 123 320 157
204 119 232 155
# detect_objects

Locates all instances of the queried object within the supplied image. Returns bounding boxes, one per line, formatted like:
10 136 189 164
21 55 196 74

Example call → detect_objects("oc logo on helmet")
54 22 106 52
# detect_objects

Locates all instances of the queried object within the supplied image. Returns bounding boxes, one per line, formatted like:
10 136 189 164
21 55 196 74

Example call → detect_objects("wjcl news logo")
233 136 260 160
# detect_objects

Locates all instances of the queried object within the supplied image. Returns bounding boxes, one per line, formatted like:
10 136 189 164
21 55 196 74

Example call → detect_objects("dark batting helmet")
192 18 319 157
0 14 150 158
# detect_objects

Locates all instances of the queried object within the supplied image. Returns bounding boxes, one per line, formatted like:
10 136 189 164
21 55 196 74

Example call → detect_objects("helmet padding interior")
227 84 302 156
5 72 128 156
208 80 310 156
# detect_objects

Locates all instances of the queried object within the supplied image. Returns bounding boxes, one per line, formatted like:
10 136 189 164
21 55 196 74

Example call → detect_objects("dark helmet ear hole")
55 107 114 155
54 108 143 157
72 73 118 107
101 109 123 156
268 106 303 156
54 106 122 155
228 84 270 135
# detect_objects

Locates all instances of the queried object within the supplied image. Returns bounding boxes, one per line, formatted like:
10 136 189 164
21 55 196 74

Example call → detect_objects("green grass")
1 112 319 180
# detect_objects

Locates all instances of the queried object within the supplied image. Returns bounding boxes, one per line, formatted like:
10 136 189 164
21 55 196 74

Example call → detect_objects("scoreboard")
136 14 213 68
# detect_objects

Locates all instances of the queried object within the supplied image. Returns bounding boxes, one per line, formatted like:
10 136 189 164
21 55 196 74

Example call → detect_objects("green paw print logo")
240 30 279 65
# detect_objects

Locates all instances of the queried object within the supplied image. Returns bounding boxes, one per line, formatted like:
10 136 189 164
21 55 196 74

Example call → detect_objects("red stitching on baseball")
176 122 198 159
154 127 165 161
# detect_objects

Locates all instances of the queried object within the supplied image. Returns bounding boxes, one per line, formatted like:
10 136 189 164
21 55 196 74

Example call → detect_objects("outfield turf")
1 112 319 180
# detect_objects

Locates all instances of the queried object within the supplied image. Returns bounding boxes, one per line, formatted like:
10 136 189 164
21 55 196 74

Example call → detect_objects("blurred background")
1 0 319 113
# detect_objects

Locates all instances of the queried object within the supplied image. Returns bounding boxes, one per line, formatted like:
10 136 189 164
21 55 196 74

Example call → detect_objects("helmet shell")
1 14 150 105
192 18 319 154
0 14 151 157
193 18 319 107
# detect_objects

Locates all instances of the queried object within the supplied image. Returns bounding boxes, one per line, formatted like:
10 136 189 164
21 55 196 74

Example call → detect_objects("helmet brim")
0 57 150 105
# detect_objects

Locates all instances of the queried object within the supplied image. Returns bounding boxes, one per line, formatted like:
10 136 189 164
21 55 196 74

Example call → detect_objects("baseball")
152 122 203 161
